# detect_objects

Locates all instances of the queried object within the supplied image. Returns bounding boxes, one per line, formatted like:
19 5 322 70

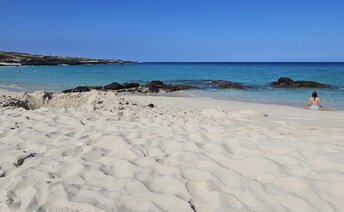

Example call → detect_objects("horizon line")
141 61 344 63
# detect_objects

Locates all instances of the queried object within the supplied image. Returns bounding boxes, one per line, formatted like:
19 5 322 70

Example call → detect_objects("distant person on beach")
305 91 323 110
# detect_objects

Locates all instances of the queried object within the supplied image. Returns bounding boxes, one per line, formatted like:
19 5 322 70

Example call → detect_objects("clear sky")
0 0 343 61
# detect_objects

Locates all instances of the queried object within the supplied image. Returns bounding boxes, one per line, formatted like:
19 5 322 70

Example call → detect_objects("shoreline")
0 88 307 111
1 62 343 111
1 87 342 111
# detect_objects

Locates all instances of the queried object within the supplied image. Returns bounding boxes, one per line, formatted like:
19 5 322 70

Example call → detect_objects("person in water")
305 91 323 110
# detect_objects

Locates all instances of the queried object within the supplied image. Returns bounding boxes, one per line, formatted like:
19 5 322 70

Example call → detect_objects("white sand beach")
0 89 8 95
0 91 343 211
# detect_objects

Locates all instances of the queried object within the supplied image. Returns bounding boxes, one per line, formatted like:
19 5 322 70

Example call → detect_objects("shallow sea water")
1 63 343 109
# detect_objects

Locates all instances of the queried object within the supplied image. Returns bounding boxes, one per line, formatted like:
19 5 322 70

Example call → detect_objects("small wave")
0 84 22 93
303 68 324 71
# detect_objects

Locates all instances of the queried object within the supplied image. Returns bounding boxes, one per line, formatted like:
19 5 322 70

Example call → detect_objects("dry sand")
0 90 343 211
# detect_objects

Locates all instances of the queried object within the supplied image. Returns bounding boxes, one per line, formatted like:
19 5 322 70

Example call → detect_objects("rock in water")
145 81 194 93
103 82 124 90
62 86 102 93
63 82 134 93
62 81 193 94
272 77 329 88
145 81 166 93
210 80 247 89
122 83 140 89
167 84 194 92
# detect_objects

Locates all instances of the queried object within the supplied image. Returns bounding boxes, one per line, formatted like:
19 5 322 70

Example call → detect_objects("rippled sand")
0 91 343 211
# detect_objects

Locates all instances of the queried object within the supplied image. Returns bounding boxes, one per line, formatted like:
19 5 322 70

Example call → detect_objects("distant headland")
0 51 135 66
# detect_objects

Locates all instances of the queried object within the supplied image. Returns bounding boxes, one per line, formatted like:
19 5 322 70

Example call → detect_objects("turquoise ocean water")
1 63 344 109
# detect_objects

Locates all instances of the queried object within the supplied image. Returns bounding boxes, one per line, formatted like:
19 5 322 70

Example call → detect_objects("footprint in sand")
39 200 102 212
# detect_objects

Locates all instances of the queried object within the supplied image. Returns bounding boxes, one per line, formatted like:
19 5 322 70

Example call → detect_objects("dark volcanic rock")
42 92 53 101
146 81 166 93
2 98 30 110
168 84 194 92
62 81 194 94
210 80 247 89
272 77 329 88
62 82 129 93
122 83 140 89
62 86 102 93
103 82 124 90
145 81 194 93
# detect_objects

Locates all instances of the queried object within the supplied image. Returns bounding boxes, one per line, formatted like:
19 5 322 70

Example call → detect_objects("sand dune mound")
0 91 144 111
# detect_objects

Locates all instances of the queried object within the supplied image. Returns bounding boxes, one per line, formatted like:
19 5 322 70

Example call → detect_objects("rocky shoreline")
271 77 329 88
0 77 336 112
62 80 249 94
61 77 331 95
0 51 134 66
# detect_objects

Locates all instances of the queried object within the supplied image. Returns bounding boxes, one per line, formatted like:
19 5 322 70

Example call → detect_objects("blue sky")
0 0 343 61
